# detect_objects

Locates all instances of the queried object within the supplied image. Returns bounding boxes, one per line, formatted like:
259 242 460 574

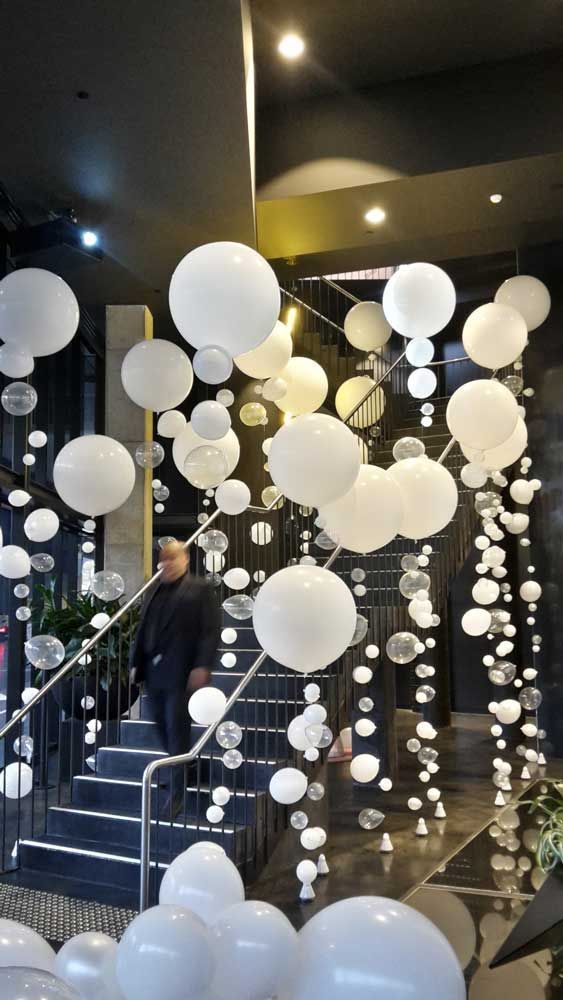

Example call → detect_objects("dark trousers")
146 686 191 797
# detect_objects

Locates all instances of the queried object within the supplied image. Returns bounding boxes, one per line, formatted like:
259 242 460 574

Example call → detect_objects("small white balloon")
446 379 518 451
191 400 231 440
24 509 59 543
495 274 551 331
157 409 187 438
382 262 456 338
407 367 437 399
350 753 380 783
462 302 528 368
406 338 435 367
269 767 307 804
344 300 392 351
188 687 227 725
235 319 292 377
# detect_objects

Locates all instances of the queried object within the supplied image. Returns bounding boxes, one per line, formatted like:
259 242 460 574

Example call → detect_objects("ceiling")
251 0 563 106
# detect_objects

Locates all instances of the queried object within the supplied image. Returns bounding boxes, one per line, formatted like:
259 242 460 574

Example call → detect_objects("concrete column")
104 305 153 597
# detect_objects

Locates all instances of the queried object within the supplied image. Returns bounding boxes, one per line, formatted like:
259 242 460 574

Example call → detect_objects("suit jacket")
130 573 220 690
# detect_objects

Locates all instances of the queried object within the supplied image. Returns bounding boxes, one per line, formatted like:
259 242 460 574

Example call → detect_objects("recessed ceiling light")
490 193 503 204
278 33 305 60
364 207 386 225
81 230 98 247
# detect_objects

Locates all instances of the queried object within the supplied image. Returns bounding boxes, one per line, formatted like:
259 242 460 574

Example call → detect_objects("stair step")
93 745 284 789
120 718 289 757
18 836 167 892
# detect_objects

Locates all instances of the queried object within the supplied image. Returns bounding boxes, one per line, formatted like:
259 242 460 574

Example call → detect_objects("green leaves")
526 782 563 873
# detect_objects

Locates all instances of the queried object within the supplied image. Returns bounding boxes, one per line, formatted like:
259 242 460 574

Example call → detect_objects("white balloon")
506 513 529 535
460 463 488 488
350 754 380 783
352 666 373 684
344 301 391 351
461 608 492 636
121 339 193 411
0 343 34 377
520 580 542 602
335 376 384 428
159 849 244 928
510 479 534 505
54 435 135 517
117 904 214 999
275 357 328 414
223 567 250 590
55 931 121 1000
320 464 403 553
0 545 30 579
262 376 287 402
173 423 240 482
495 699 522 725
269 767 307 804
169 242 280 356
287 715 312 751
472 578 500 605
188 687 227 725
24 508 59 543
28 430 48 448
446 380 518 450
495 274 551 331
462 303 527 369
235 319 292 377
355 718 376 737
0 968 79 998
303 703 327 724
382 263 456 339
268 414 360 507
482 545 506 568
406 338 435 367
90 612 110 630
215 479 250 515
193 345 233 384
0 918 55 970
407 367 437 399
157 410 187 438
0 267 79 357
211 900 297 1000
461 416 528 471
290 896 465 1000
388 457 458 539
253 565 357 672
9 490 31 507
191 400 231 440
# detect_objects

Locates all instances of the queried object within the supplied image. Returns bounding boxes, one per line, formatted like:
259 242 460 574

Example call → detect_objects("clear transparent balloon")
222 595 254 620
216 720 243 749
1 380 38 415
135 441 165 469
90 570 125 601
386 631 419 664
30 553 55 573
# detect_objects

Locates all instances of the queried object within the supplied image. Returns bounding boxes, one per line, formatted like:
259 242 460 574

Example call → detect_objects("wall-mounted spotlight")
81 230 98 247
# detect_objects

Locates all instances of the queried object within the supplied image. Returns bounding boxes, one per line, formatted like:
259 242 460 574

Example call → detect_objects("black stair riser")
120 720 290 758
94 748 283 789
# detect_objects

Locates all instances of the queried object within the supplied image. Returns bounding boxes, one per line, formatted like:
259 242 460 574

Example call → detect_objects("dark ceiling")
251 0 563 106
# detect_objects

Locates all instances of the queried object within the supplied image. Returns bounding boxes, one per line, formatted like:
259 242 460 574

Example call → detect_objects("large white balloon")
461 416 527 470
275 357 328 414
0 917 55 970
159 844 244 925
344 301 391 351
495 274 551 331
191 400 231 440
268 414 360 507
0 545 31 579
0 268 79 357
211 900 297 1000
235 320 292 377
173 423 240 482
215 479 251 515
169 241 280 356
388 457 458 539
335 376 385 428
290 896 465 1000
382 263 456 339
462 303 527 369
55 932 121 1000
320 464 403 553
116 904 215 1000
253 565 357 672
24 509 59 543
446 380 518 450
121 339 193 411
54 436 136 517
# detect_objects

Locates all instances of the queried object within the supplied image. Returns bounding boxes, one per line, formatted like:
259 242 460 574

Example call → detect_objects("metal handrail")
139 542 342 910
320 277 361 304
343 349 407 425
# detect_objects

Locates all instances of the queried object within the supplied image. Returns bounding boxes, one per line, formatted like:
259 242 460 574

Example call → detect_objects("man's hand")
188 667 211 694
130 667 137 686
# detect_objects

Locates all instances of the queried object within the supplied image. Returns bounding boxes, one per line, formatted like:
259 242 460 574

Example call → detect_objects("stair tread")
48 804 239 834
73 774 261 797
98 745 285 765
20 834 170 867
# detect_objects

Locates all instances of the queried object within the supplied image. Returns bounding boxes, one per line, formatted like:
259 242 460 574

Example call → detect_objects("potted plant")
527 782 563 873
31 580 140 720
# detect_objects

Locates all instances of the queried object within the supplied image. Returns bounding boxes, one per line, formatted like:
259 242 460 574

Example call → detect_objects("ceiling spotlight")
81 230 98 247
364 207 386 225
489 193 503 204
278 33 305 60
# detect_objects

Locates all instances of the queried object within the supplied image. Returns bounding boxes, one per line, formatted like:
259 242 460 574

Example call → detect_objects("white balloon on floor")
320 464 403 553
173 423 240 482
388 457 458 539
462 303 527 369
335 376 385 428
54 435 135 517
0 268 79 357
211 900 298 1000
116 904 215 999
494 274 551 331
382 263 456 339
235 319 292 377
0 968 79 999
0 917 56 970
275 357 328 414
215 479 251 515
55 931 121 1000
121 339 193 411
461 416 528 471
344 301 392 351
159 846 244 927
156 409 187 438
446 379 518 451
268 414 361 507
253 565 357 672
24 508 59 543
290 896 465 999
191 400 231 440
169 241 280 356
0 545 31 579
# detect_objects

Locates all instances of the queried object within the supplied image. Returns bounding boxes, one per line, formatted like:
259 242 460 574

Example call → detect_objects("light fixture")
81 230 98 247
489 193 503 204
364 207 386 225
278 33 305 60
285 306 297 334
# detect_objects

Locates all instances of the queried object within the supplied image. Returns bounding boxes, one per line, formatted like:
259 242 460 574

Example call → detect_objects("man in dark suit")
130 540 220 815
